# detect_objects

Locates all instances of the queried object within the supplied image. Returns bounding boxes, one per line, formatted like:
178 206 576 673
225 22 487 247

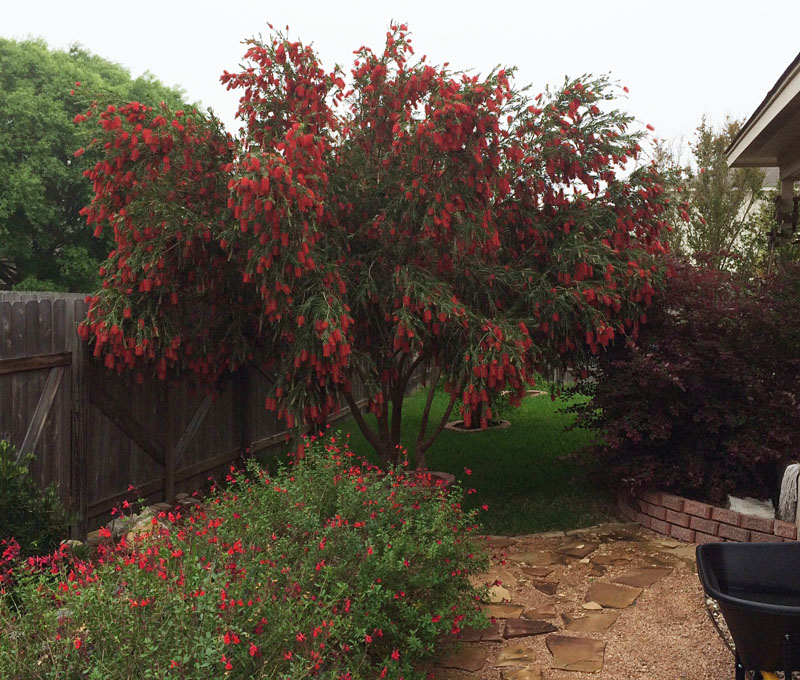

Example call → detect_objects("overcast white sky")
3 0 799 151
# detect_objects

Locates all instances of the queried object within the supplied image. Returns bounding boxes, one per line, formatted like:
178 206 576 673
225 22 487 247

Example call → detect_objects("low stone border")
444 419 511 433
617 490 797 544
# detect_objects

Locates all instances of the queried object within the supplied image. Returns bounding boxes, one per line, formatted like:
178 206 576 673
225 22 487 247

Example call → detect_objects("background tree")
655 117 766 275
0 38 189 291
77 26 672 467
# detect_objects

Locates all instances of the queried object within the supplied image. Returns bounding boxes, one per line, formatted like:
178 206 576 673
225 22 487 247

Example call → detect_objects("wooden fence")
0 292 375 538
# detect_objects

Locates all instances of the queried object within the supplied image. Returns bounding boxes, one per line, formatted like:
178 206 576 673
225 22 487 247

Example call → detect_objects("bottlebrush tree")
77 25 672 467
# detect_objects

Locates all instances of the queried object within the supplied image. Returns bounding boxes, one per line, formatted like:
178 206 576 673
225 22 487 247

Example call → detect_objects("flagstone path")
432 522 731 679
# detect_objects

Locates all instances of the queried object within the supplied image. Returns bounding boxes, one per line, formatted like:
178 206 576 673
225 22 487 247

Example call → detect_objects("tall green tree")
655 117 766 274
0 39 189 291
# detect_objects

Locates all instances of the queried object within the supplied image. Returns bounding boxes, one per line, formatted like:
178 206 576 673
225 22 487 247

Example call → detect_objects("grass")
336 385 618 536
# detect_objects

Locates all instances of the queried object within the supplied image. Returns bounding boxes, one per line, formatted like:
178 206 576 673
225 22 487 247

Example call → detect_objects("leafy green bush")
0 433 490 679
568 260 800 504
0 440 72 556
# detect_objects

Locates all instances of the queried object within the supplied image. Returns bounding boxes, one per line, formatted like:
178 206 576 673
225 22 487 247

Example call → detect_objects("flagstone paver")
459 621 505 642
546 635 606 673
441 645 488 672
500 666 544 680
433 521 728 678
612 567 672 588
561 611 620 633
531 580 558 596
522 603 557 619
520 566 554 578
480 603 525 619
494 642 537 667
503 618 558 638
585 581 642 608
508 550 558 565
558 540 599 559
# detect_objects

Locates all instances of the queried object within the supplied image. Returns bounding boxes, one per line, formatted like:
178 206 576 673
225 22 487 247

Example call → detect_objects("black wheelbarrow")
697 541 800 679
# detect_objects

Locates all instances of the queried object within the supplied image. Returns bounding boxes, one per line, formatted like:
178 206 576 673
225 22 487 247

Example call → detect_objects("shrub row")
0 434 489 679
569 260 800 505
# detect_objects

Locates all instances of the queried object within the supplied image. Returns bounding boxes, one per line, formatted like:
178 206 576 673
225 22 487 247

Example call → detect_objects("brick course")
750 530 779 543
640 501 667 520
650 518 670 535
740 515 775 534
689 516 720 535
718 524 750 542
661 494 685 512
683 499 714 519
694 531 720 545
669 525 695 542
711 507 741 526
665 509 691 527
625 488 797 546
774 520 797 540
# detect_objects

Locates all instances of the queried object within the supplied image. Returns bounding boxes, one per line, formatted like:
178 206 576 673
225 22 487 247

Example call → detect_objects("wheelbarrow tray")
697 541 800 672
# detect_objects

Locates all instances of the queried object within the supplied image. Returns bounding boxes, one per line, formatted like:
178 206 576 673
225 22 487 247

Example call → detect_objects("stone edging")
444 419 511 433
617 490 797 544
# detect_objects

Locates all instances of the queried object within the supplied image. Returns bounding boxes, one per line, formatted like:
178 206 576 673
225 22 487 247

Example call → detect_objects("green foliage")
654 117 766 275
0 38 189 292
567 259 800 504
77 25 673 466
0 435 490 679
341 386 614 535
0 440 72 556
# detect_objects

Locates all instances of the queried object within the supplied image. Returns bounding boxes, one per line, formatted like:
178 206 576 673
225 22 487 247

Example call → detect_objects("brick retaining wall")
617 490 797 544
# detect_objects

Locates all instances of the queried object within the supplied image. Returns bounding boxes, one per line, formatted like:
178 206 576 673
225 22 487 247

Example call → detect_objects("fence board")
0 292 390 536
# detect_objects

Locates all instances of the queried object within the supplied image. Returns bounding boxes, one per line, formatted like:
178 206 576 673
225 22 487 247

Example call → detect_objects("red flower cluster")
75 24 672 464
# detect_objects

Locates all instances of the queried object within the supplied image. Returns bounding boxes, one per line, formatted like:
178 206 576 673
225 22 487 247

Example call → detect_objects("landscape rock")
585 581 642 609
503 618 557 638
500 666 543 680
547 634 606 672
440 645 488 672
480 603 525 619
495 642 536 667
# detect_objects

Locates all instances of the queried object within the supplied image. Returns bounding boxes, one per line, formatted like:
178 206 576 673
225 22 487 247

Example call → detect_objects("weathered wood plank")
173 392 214 467
0 352 72 375
10 303 26 445
163 383 174 500
0 301 11 358
70 301 88 540
88 386 165 467
87 477 164 519
176 445 242 485
17 366 64 463
52 299 66 353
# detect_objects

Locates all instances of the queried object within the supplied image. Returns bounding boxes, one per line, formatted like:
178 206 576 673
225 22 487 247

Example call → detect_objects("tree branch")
341 386 384 457
416 374 463 469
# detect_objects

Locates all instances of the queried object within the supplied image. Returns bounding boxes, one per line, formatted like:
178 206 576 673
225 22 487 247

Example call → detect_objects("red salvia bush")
0 434 490 679
568 259 800 504
76 25 672 465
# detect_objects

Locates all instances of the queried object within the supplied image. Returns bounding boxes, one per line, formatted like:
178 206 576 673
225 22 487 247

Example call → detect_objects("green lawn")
335 386 618 536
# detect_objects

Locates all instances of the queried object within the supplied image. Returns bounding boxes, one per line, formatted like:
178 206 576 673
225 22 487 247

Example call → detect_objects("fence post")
70 318 88 540
163 382 175 501
237 367 251 458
